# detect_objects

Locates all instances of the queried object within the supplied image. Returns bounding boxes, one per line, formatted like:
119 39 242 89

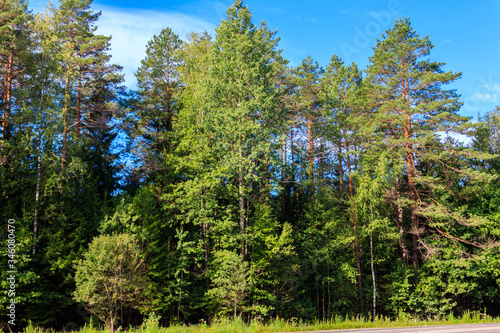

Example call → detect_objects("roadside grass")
22 310 500 333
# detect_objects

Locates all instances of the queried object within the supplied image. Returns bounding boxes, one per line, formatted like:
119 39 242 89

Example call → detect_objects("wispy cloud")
462 79 500 118
471 83 500 103
94 5 215 88
28 1 214 89
293 15 317 23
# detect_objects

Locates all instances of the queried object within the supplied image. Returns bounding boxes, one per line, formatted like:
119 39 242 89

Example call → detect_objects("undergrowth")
21 310 500 333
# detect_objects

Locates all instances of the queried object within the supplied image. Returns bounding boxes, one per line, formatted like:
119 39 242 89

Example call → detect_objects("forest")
1 0 500 331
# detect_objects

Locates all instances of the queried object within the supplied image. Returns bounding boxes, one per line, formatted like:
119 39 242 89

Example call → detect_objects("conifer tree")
366 18 489 273
290 56 324 191
42 0 117 172
13 0 124 325
0 0 29 142
135 27 182 176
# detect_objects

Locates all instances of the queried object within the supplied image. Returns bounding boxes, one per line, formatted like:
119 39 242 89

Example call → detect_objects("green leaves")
74 233 152 331
5 0 500 326
206 250 253 319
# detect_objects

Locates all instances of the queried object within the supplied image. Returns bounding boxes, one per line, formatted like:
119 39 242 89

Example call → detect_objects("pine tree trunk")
405 111 419 274
402 72 419 274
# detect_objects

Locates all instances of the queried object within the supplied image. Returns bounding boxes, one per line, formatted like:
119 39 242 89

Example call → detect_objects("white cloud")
28 1 215 89
93 5 215 88
471 83 500 103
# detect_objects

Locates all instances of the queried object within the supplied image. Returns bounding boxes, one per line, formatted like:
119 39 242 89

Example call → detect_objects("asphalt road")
286 323 500 333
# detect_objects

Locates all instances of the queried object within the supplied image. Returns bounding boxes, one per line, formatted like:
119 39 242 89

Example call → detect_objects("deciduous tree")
74 233 151 333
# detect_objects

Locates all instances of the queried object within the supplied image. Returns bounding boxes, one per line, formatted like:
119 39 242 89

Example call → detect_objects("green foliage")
472 106 500 171
134 27 182 174
74 233 152 332
289 56 324 186
207 250 253 319
19 313 500 333
5 0 500 329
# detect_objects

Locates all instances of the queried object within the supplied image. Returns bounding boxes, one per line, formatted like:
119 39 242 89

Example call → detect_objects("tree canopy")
1 0 500 330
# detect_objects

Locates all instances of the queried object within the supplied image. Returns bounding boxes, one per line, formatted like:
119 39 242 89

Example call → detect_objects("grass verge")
22 310 500 333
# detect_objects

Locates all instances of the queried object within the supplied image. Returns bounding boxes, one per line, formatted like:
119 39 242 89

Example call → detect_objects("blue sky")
29 0 500 120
